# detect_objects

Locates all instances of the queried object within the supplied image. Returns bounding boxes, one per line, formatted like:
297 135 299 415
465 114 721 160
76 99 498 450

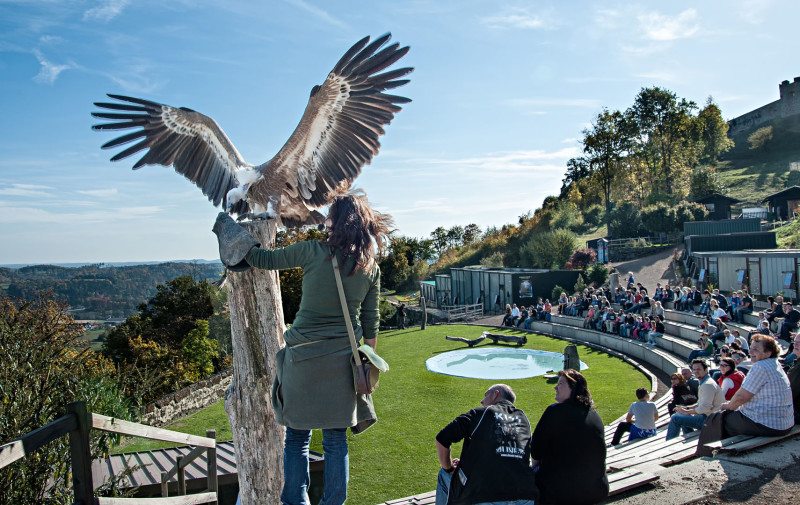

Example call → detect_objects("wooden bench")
379 468 659 504
702 424 800 455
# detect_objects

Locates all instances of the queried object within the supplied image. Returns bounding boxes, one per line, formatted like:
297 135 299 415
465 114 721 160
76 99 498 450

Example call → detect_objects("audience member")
698 334 794 449
687 335 714 362
668 373 697 416
531 370 609 505
682 367 700 398
435 384 538 505
610 387 659 445
666 359 725 440
779 302 800 341
717 357 745 400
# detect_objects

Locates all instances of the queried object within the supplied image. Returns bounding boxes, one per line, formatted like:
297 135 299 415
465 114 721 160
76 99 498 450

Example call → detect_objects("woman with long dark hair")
717 357 745 401
531 369 609 504
237 191 391 505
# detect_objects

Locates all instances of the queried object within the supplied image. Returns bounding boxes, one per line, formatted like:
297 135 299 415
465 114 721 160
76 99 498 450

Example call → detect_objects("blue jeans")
665 413 707 440
435 468 535 505
282 427 348 505
687 348 712 362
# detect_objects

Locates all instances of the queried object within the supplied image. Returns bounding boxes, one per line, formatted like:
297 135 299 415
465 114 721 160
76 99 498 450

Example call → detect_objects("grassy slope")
717 114 800 204
111 324 648 504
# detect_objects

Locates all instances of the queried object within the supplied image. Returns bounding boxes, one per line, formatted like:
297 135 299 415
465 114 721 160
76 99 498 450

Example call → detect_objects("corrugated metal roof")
93 442 321 492
692 249 800 258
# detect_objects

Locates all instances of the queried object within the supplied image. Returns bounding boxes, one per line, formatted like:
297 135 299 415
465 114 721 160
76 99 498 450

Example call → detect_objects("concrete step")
664 309 757 335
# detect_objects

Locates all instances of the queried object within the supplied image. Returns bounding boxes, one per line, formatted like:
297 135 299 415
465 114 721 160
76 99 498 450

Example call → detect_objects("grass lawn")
110 324 648 504
80 328 107 351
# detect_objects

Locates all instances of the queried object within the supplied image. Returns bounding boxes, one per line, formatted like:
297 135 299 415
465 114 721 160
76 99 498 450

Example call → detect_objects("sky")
0 0 798 264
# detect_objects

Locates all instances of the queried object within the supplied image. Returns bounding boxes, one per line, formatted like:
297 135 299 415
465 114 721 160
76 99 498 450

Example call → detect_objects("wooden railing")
441 303 484 322
0 402 218 505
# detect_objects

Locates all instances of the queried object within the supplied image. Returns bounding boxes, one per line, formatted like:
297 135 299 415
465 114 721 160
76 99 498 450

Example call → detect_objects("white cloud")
32 49 74 84
482 8 552 30
283 0 348 29
118 206 163 217
77 188 118 198
104 60 164 93
408 147 579 175
638 8 699 41
38 35 63 45
0 203 162 224
83 0 129 22
0 183 54 197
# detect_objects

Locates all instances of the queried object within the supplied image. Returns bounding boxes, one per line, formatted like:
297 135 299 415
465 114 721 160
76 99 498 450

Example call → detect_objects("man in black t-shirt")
435 384 538 505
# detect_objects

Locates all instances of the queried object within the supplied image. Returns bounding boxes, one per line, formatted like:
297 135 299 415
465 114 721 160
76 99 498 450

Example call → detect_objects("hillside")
2 262 223 319
717 113 800 204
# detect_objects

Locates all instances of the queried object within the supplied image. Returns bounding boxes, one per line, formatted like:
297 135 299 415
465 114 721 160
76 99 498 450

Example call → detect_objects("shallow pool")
425 347 587 380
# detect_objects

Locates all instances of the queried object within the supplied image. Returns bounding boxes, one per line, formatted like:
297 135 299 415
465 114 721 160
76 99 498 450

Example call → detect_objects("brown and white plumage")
92 33 412 226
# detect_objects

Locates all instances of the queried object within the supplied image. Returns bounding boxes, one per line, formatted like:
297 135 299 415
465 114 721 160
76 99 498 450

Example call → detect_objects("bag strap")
332 253 361 365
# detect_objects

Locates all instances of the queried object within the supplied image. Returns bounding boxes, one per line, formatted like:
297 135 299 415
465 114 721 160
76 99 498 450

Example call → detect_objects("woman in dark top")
531 369 609 505
667 372 697 416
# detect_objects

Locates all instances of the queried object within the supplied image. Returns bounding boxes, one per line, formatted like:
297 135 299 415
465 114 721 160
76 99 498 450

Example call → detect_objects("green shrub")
519 229 578 269
641 202 676 233
608 203 643 238
586 263 610 287
551 284 566 301
583 204 604 228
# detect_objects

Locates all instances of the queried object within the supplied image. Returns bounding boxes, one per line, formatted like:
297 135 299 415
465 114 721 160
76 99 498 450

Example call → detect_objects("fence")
440 303 483 322
0 402 218 505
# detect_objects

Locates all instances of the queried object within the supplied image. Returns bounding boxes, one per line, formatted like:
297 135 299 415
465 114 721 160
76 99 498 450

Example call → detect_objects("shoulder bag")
331 253 389 395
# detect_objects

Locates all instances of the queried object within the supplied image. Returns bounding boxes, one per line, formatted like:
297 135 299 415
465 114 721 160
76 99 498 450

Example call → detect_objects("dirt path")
611 246 683 292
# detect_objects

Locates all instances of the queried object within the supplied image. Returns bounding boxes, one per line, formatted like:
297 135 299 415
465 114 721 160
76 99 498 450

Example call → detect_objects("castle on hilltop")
728 76 800 135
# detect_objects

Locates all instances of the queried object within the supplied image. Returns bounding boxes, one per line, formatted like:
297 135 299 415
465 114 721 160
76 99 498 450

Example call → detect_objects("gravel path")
611 247 683 292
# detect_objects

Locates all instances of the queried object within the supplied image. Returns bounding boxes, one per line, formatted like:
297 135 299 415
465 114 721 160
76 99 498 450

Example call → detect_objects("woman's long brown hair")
325 190 393 275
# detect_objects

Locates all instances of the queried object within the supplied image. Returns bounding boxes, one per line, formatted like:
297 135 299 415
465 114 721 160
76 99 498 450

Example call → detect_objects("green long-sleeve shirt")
246 240 380 341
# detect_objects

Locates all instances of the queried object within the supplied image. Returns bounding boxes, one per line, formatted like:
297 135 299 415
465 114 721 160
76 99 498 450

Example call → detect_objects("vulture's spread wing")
253 33 412 208
92 95 249 210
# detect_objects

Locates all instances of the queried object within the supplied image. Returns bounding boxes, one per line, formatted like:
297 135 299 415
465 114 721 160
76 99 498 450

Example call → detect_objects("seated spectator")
734 330 750 355
728 291 741 318
687 334 714 362
711 301 729 325
732 351 751 374
717 357 746 400
712 289 728 311
610 387 659 445
666 359 725 440
766 296 785 325
649 300 665 320
516 306 529 328
696 290 712 317
583 306 596 329
541 300 552 321
646 315 665 346
627 271 635 288
502 304 513 326
785 336 800 423
668 372 697 416
435 384 538 505
779 302 800 341
510 304 521 326
783 333 800 369
681 367 700 398
531 370 609 505
734 291 754 323
699 334 794 446
557 292 568 315
653 283 663 302
712 329 735 353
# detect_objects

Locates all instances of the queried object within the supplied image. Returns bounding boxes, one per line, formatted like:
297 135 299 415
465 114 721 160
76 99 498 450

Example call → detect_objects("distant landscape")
0 261 223 320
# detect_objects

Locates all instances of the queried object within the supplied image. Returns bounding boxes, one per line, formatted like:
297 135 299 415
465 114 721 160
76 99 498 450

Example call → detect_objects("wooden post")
225 220 285 504
177 456 186 495
420 296 427 330
66 402 95 505
161 471 169 497
206 429 218 505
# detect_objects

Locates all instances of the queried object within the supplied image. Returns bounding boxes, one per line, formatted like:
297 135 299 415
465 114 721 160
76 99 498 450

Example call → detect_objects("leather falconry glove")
212 212 260 272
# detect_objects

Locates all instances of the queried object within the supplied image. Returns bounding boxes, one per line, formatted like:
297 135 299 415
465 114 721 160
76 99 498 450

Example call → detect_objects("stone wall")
728 76 800 136
142 369 233 427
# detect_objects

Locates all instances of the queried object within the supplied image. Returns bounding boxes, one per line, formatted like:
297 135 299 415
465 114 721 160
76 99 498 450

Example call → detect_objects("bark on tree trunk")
224 220 285 504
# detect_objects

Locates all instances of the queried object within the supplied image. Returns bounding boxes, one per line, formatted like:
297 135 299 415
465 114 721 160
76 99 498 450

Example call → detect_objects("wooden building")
690 249 800 300
763 186 800 221
692 193 741 220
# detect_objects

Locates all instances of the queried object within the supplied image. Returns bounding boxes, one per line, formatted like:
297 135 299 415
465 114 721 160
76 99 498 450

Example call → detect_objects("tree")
462 224 482 245
181 319 220 382
225 220 285 503
560 157 592 198
0 293 131 505
582 109 630 221
689 166 726 199
585 263 609 286
446 225 464 249
695 97 734 164
626 87 697 197
641 203 676 233
519 229 577 269
430 226 448 256
748 125 774 151
480 251 505 267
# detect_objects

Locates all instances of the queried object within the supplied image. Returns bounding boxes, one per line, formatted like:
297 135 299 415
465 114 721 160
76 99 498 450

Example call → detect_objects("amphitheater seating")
702 425 800 454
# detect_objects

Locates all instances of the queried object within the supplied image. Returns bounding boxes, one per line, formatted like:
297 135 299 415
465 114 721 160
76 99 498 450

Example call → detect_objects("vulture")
92 33 412 227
